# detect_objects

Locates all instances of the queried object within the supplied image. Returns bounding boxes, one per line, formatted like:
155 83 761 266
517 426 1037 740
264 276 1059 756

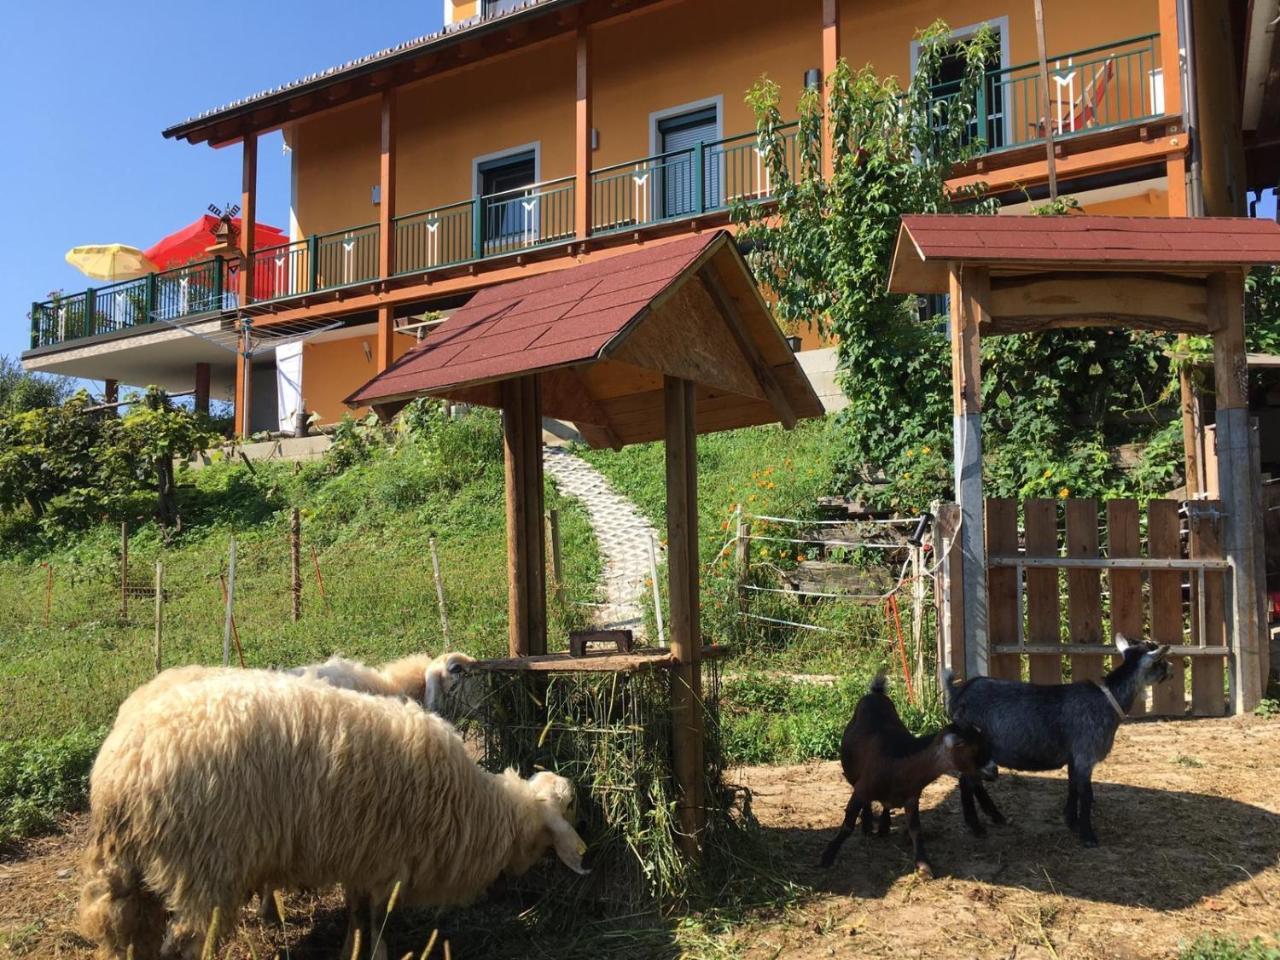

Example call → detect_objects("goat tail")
868 673 889 696
78 837 166 959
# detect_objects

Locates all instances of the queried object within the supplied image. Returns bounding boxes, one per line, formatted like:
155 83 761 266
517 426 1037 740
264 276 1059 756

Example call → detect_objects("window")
482 0 523 17
477 148 537 253
913 19 1008 151
655 104 721 219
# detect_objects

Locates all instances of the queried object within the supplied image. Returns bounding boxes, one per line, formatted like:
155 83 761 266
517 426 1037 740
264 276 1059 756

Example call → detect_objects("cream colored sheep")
288 650 476 709
78 669 586 960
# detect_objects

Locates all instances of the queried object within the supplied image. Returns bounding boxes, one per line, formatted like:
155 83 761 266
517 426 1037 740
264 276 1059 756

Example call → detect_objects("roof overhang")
347 231 823 448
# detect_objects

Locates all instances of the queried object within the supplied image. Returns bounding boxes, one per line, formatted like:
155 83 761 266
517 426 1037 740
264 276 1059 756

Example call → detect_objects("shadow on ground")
768 773 1280 909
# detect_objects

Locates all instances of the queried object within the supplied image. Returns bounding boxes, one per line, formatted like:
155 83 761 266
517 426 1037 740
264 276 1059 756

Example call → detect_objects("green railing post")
307 236 320 294
472 198 484 261
213 257 225 311
693 142 705 214
84 289 95 338
976 74 988 147
30 303 39 349
144 272 157 324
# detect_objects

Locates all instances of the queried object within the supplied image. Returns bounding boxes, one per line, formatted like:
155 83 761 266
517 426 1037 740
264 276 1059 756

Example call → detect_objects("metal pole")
648 531 666 646
290 508 302 622
119 522 129 620
429 537 451 650
154 561 164 675
1034 0 1059 201
223 536 237 667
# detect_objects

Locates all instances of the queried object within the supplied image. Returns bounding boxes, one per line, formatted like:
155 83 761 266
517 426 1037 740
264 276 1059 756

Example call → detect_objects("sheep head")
423 652 477 713
505 771 589 877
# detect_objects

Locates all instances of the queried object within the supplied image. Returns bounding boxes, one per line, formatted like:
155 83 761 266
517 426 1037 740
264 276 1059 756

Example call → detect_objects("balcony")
929 33 1163 155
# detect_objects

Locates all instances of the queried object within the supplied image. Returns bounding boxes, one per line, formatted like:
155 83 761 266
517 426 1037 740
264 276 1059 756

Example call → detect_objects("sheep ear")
942 731 959 749
1114 634 1131 654
547 817 590 876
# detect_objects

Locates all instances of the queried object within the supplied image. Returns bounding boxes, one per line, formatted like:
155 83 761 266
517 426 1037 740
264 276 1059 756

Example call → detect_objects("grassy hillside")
0 408 601 844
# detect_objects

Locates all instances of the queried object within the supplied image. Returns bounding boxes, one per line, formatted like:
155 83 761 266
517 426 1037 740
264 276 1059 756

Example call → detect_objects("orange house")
22 0 1272 435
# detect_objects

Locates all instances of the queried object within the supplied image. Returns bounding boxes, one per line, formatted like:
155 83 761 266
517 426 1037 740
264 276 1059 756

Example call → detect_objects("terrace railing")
591 123 799 235
930 34 1162 153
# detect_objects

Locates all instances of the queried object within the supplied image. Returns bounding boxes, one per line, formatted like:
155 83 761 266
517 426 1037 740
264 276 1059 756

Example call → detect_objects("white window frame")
909 16 1011 149
472 141 542 252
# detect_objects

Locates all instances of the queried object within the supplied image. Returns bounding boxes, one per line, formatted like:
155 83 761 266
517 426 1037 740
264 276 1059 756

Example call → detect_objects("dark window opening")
930 32 1004 149
656 105 721 219
478 150 537 252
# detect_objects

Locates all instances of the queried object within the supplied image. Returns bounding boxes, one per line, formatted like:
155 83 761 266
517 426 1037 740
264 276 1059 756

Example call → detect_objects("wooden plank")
988 274 1208 331
475 644 730 674
985 499 1021 680
664 376 704 856
1187 501 1228 716
1024 499 1062 685
1107 500 1144 715
502 375 547 658
951 265 988 679
934 503 965 680
1066 499 1104 682
1148 499 1186 716
701 267 796 428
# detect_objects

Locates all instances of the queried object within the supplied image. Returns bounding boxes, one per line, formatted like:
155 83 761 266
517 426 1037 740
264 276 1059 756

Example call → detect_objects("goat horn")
1156 644 1171 658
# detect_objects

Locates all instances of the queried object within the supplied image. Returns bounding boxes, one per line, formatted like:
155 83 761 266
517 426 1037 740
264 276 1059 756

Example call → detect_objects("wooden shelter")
349 230 823 850
889 215 1280 713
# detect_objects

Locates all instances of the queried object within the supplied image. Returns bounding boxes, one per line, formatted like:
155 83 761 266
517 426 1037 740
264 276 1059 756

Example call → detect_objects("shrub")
0 727 104 847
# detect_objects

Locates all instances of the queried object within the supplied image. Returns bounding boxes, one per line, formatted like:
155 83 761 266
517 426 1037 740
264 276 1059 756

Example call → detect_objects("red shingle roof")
349 232 724 406
889 215 1280 293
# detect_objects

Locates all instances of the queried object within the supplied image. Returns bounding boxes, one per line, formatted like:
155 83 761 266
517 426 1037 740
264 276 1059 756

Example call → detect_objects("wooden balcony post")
194 363 211 415
377 90 398 372
1209 270 1265 713
664 375 705 857
949 265 988 679
821 0 839 181
1158 0 1183 118
238 134 258 308
575 22 593 242
502 375 547 658
234 319 253 439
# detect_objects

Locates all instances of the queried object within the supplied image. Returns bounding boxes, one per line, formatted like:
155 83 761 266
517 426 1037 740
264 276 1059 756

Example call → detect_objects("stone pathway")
543 445 659 635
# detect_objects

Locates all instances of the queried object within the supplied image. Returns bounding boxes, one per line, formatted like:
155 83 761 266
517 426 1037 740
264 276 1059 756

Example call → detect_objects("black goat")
820 675 997 878
945 636 1172 846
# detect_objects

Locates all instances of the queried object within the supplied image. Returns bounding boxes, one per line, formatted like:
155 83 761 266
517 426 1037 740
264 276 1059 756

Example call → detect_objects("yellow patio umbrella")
64 244 158 282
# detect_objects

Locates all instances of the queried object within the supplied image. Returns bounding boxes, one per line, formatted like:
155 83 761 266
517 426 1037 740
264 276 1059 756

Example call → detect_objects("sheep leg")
906 797 932 879
819 792 864 868
257 886 283 924
971 781 1006 825
877 807 892 836
959 775 987 837
1075 763 1099 847
341 890 373 960
1064 763 1081 833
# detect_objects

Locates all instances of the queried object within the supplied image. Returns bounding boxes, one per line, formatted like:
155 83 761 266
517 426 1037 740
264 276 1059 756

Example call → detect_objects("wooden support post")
376 90 397 372
502 375 547 657
238 134 258 307
119 522 129 620
235 319 253 438
1158 0 1184 117
575 23 592 242
153 560 164 675
820 0 839 181
547 509 564 603
664 375 705 856
949 265 988 678
1033 0 1059 200
290 508 302 622
194 363 211 415
104 379 118 406
430 537 451 649
1209 271 1266 713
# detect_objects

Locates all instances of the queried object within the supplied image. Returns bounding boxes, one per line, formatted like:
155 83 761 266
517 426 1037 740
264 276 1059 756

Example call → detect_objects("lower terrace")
28 33 1171 353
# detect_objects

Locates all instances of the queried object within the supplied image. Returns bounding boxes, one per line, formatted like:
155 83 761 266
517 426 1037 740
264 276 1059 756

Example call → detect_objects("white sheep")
78 668 586 960
287 650 477 710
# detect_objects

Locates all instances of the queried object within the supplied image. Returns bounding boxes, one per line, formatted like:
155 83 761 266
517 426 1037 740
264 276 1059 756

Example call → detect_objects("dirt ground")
3 716 1279 959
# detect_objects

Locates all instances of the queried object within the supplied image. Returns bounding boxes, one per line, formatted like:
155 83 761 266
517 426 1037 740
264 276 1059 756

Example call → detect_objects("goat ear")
1114 634 1131 654
546 815 590 875
1154 644 1171 659
942 731 959 750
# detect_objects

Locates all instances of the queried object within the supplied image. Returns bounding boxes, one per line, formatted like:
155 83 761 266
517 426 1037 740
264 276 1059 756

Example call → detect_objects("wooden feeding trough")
888 214 1280 713
348 230 822 853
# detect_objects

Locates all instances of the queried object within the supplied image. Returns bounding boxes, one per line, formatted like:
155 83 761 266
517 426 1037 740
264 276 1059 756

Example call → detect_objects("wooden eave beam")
699 269 796 429
987 272 1208 334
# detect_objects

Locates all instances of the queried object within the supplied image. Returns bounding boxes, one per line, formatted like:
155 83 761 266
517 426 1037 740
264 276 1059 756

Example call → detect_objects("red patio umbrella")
144 215 288 270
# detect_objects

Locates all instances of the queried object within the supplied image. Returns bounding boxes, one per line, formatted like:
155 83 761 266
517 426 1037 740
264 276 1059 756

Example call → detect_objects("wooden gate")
937 498 1231 717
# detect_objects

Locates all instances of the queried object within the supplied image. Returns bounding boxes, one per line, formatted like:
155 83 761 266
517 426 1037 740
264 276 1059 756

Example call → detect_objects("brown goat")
820 675 997 878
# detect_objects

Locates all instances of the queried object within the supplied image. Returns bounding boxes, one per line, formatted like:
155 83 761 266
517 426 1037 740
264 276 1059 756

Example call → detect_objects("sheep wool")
78 669 585 959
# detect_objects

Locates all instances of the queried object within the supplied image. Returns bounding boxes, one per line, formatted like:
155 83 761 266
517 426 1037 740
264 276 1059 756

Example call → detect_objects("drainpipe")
1177 0 1205 216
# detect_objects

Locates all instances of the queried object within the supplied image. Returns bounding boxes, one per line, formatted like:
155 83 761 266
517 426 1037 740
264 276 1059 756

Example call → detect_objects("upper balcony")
27 32 1170 353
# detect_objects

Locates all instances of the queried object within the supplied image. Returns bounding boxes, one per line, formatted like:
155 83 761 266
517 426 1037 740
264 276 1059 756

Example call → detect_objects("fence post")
693 142 705 214
153 561 164 675
472 198 484 262
290 508 302 622
30 302 39 349
547 509 564 603
429 537 451 650
648 532 666 646
223 536 237 667
735 515 751 616
41 563 53 627
310 544 328 605
307 235 320 294
84 288 95 337
119 522 129 621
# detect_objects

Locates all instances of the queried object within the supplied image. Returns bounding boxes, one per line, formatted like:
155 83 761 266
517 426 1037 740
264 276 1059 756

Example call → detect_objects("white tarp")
275 342 304 434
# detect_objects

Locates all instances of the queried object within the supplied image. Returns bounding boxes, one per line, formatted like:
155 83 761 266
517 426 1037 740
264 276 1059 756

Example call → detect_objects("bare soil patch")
2 717 1278 959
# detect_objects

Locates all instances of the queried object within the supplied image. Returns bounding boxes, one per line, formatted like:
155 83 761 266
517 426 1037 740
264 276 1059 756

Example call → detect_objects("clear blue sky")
0 0 437 363
0 6 1276 367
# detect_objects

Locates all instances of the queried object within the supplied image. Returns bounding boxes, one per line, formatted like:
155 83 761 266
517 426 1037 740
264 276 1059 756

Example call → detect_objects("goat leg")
1076 764 1099 847
820 792 864 868
1064 763 1080 833
860 802 875 835
906 797 932 878
971 781 1007 825
959 775 987 837
877 806 891 837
